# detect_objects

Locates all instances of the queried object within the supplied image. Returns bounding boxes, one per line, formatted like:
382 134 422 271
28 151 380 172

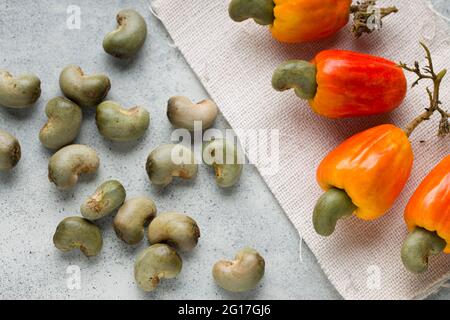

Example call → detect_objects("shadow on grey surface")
0 167 20 184
102 47 145 72
0 104 40 120
98 135 147 154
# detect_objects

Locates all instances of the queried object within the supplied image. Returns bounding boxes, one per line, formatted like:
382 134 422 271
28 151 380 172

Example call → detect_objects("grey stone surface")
0 0 448 300
432 0 450 18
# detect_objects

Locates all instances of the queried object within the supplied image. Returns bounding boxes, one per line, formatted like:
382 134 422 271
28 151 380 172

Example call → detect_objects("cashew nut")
272 60 318 100
228 0 275 26
81 180 126 220
39 97 83 149
53 216 103 257
0 129 21 171
134 244 182 292
113 197 157 245
145 144 198 187
0 69 41 108
59 65 111 108
103 9 147 59
212 248 265 292
48 144 100 190
203 139 243 188
401 227 447 274
313 188 357 237
167 96 218 131
96 101 150 141
148 212 200 251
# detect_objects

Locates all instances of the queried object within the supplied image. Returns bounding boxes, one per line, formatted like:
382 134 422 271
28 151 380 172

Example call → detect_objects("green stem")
313 188 357 237
401 227 446 274
400 42 449 137
228 0 274 25
272 60 317 100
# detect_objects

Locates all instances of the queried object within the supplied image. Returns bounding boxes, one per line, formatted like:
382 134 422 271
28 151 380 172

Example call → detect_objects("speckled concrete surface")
432 0 450 18
0 0 448 300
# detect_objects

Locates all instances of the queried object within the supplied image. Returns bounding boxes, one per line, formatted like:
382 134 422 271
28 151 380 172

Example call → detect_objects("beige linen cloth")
151 0 450 299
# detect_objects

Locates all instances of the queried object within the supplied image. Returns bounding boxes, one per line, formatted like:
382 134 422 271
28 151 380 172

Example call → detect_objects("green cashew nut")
272 60 318 100
313 188 357 237
103 9 147 59
167 96 218 131
401 227 446 274
0 129 21 171
203 139 243 188
81 180 126 220
39 97 82 149
96 101 150 141
59 65 111 108
212 247 265 292
148 212 200 252
0 69 41 108
53 216 103 257
114 197 157 245
48 144 100 190
146 144 198 187
134 244 182 292
228 0 275 25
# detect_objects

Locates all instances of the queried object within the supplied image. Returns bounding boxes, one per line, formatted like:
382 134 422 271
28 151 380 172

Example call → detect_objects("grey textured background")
0 0 448 299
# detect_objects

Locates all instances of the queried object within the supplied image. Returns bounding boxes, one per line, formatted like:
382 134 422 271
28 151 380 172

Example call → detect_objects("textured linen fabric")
151 0 450 299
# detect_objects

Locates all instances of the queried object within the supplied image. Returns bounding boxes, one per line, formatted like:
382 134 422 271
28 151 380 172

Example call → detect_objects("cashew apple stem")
350 0 398 38
400 42 449 137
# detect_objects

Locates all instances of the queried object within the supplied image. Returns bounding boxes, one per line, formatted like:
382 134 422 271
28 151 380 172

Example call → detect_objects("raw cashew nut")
148 212 200 251
167 96 218 131
53 216 103 257
271 60 318 100
212 248 265 292
228 0 275 26
134 244 182 292
59 65 111 108
203 139 243 188
313 188 357 237
145 144 198 187
96 101 150 141
114 197 157 245
103 9 147 59
81 180 126 220
48 144 100 190
0 129 21 171
401 227 447 274
39 97 83 149
0 69 41 108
